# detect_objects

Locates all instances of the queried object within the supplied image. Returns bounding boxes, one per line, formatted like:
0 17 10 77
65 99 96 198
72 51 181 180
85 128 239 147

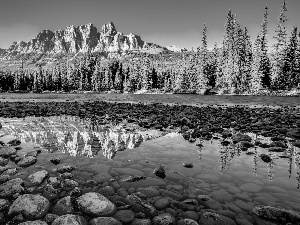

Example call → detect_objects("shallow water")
1 115 300 221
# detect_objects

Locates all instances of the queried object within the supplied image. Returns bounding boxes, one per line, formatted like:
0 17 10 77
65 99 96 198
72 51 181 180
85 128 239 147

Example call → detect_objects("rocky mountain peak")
2 22 168 58
101 22 117 36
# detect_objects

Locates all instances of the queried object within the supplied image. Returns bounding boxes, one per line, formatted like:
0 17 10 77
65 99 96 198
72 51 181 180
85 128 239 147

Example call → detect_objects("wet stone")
52 196 75 216
0 157 9 166
199 212 237 225
240 183 262 193
178 218 199 225
125 194 157 217
44 214 59 224
60 172 73 179
0 146 17 157
75 192 116 217
28 170 49 185
153 213 176 225
114 209 135 223
55 165 76 174
90 217 122 225
17 156 37 167
61 179 78 191
210 189 233 203
8 194 50 220
253 206 300 224
0 178 24 197
0 198 9 211
47 177 61 188
51 214 88 225
93 172 113 183
154 198 170 210
131 218 152 225
19 220 48 225
136 187 160 198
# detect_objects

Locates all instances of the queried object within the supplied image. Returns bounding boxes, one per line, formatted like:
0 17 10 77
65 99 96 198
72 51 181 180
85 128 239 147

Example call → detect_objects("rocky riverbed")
0 101 300 224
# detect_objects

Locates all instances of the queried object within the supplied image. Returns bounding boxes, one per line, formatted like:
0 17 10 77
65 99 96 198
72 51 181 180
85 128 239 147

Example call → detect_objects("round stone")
0 146 16 157
153 213 176 225
131 218 152 225
0 198 9 211
19 220 48 225
75 192 116 216
240 183 262 193
52 196 75 216
90 217 122 225
154 198 170 210
114 210 135 223
28 170 49 185
52 214 88 225
0 178 24 197
8 194 50 219
17 156 37 167
177 218 199 225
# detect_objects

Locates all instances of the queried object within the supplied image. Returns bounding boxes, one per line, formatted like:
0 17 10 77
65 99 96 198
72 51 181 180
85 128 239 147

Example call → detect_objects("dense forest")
0 1 299 95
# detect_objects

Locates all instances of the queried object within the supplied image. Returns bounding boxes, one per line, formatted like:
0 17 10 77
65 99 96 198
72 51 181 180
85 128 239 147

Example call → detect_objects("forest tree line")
0 0 299 94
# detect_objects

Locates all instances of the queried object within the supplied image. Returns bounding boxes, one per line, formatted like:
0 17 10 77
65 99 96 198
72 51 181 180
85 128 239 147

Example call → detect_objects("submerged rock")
0 178 24 197
28 170 49 185
260 154 272 163
17 156 37 167
153 164 166 179
75 192 116 217
253 206 300 224
0 146 17 157
19 220 48 225
8 194 50 219
90 217 122 225
153 213 176 225
51 214 88 225
125 194 157 217
52 196 75 216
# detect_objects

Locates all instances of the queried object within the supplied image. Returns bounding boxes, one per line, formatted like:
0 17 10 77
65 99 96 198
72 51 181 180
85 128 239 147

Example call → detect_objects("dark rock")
153 213 176 225
260 154 272 163
268 147 286 152
50 158 61 165
7 139 21 146
17 156 37 167
253 206 300 224
183 162 194 168
125 194 157 217
153 164 166 179
114 209 135 224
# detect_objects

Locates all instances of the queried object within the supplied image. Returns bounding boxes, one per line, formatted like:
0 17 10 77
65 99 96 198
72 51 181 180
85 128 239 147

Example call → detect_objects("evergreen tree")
272 0 288 88
283 27 299 89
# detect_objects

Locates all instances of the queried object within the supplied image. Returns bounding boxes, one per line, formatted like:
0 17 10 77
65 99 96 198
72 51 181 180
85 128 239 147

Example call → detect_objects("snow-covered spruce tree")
236 27 253 93
216 10 240 93
251 6 272 91
272 0 288 89
197 23 209 91
282 27 299 89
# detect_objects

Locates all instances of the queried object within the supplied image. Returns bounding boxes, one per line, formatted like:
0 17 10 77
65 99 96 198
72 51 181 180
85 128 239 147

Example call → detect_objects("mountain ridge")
2 22 170 59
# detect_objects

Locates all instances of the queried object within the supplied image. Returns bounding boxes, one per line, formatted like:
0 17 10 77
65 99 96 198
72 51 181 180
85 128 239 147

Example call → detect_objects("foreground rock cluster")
0 101 299 224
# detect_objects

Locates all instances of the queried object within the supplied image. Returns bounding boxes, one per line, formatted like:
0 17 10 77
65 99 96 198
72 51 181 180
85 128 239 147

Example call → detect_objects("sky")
0 0 300 51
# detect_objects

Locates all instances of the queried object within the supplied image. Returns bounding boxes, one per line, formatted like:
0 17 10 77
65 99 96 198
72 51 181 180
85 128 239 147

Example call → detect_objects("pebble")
114 209 135 223
90 217 122 225
153 213 176 225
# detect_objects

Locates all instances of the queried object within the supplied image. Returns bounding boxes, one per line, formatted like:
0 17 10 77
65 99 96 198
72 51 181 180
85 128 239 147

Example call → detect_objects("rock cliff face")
5 22 166 56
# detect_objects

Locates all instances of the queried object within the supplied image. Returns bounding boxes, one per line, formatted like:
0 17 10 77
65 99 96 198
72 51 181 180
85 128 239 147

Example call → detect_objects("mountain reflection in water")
0 115 164 159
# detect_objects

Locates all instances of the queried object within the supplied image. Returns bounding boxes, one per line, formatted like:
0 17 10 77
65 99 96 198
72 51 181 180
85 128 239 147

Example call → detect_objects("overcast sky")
0 0 299 50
